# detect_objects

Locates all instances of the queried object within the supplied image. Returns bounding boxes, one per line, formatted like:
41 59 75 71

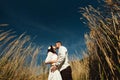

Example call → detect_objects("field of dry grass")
70 57 89 80
0 0 120 80
0 28 89 80
82 0 120 79
0 29 48 80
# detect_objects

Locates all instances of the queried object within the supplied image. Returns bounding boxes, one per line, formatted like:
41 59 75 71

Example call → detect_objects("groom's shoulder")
60 46 67 50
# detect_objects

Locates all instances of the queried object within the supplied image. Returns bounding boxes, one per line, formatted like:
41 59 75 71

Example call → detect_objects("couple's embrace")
45 41 73 80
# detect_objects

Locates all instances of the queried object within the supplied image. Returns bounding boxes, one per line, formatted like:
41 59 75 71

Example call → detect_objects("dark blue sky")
0 0 101 58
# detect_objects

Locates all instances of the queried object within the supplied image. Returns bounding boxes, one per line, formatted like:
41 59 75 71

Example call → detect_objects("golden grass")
0 29 48 80
82 0 120 79
0 1 120 80
70 57 89 80
0 27 90 80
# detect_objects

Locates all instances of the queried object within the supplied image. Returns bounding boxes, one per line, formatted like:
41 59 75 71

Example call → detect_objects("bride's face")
52 46 56 51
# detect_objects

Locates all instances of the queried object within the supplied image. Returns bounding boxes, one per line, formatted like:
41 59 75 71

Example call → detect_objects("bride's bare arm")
45 59 57 64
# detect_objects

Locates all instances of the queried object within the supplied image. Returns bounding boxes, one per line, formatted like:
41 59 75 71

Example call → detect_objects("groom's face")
55 43 60 49
55 43 59 49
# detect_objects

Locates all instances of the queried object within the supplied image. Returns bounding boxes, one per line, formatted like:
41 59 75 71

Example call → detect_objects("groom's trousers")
60 66 73 80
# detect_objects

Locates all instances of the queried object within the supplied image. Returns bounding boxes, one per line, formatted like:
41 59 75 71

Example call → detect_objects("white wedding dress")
45 52 62 80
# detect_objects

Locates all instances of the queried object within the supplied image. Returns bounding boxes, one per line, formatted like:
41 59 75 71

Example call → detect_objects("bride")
45 45 62 80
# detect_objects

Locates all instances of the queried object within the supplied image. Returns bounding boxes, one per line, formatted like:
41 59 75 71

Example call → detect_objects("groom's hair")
56 41 62 45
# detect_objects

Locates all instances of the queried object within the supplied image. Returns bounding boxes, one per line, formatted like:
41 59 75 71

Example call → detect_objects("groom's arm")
55 48 66 67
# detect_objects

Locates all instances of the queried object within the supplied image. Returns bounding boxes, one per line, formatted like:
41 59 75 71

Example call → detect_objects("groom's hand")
51 65 57 72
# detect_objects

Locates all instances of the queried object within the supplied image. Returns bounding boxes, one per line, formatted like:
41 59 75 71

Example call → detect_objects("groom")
51 41 73 80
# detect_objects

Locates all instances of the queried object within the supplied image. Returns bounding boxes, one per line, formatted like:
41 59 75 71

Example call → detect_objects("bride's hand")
51 65 57 72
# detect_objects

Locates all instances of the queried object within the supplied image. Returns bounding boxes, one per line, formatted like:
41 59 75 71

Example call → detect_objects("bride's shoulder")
47 52 55 55
48 52 53 54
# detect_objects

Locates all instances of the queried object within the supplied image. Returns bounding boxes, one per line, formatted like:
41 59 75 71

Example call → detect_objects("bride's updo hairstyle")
47 45 56 54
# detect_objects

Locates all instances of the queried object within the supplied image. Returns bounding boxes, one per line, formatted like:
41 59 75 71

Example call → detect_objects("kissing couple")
45 41 73 80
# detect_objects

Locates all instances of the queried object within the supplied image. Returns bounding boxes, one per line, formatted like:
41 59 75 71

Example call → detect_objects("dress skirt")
48 67 62 80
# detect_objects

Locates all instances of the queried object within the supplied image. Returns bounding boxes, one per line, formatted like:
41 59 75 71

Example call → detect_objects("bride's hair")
47 45 56 54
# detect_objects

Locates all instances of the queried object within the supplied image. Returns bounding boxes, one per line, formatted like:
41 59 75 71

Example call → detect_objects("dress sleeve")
45 52 52 63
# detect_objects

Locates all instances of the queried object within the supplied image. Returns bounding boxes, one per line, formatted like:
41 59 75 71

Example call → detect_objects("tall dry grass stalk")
82 0 120 80
70 56 89 80
0 28 48 80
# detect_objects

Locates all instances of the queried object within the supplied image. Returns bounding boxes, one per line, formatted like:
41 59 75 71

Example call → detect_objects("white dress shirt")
55 46 70 71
